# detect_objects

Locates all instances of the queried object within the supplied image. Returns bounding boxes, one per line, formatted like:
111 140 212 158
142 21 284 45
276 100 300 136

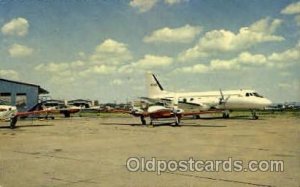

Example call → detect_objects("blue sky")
0 0 299 102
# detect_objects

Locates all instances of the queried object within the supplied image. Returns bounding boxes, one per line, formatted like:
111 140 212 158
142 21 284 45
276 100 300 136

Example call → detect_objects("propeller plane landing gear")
140 116 146 126
174 115 181 127
149 118 154 128
10 116 18 129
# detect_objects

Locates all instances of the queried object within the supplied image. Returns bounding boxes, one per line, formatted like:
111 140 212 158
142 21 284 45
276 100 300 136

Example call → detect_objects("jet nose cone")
264 99 272 106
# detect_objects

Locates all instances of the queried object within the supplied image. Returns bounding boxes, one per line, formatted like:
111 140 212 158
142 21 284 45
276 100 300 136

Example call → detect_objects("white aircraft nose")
263 99 272 106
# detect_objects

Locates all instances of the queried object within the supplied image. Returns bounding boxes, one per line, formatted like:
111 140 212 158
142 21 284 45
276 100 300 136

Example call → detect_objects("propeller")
219 89 230 105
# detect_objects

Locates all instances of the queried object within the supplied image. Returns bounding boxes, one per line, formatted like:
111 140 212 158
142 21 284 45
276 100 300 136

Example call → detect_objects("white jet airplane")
145 73 272 120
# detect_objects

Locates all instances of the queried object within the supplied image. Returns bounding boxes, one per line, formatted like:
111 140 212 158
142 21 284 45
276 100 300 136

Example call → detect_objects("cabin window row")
245 92 263 98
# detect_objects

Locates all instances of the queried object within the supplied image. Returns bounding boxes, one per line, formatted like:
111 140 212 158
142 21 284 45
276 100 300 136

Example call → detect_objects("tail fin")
146 73 165 98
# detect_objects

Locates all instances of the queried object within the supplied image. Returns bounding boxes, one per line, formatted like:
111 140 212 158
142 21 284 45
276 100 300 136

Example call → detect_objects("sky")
0 0 299 103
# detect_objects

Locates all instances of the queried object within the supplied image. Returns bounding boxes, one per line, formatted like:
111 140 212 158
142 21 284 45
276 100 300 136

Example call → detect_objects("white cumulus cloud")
281 1 300 14
175 51 274 74
118 54 173 73
178 18 284 62
0 69 20 80
268 41 300 63
134 54 173 68
176 43 300 74
174 64 209 73
1 17 29 36
209 52 266 70
129 0 158 12
164 0 188 5
210 59 240 71
34 60 85 84
129 0 188 12
35 60 85 73
8 44 33 57
90 39 132 65
144 25 201 43
34 39 132 84
238 52 267 65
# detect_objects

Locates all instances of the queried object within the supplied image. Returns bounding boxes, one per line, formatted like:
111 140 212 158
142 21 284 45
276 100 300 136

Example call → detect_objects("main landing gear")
10 116 18 129
251 110 259 120
149 118 154 128
140 116 146 125
222 110 230 119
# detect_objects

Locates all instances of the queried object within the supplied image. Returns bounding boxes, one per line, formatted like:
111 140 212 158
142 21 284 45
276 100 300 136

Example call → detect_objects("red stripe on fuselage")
149 109 174 118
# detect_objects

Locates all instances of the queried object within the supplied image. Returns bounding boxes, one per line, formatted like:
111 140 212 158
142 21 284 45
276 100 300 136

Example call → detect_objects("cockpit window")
253 92 263 98
190 98 194 101
249 93 253 96
246 93 249 97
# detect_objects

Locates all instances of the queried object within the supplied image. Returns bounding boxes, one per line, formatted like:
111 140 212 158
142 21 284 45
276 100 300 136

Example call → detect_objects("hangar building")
0 78 49 111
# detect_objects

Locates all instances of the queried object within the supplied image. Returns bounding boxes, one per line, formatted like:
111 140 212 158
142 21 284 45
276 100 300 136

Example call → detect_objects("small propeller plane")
131 106 222 126
0 100 80 129
110 97 223 127
0 104 17 127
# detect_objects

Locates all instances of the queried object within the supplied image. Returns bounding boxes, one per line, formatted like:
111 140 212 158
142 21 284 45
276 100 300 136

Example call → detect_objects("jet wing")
139 97 160 103
139 97 173 105
140 97 205 108
181 109 223 117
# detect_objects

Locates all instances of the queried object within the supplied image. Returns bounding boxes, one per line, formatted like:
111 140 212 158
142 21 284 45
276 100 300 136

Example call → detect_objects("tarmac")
0 114 299 187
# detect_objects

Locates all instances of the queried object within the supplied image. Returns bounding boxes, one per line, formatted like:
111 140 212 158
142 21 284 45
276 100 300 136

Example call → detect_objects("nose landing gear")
251 110 259 120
